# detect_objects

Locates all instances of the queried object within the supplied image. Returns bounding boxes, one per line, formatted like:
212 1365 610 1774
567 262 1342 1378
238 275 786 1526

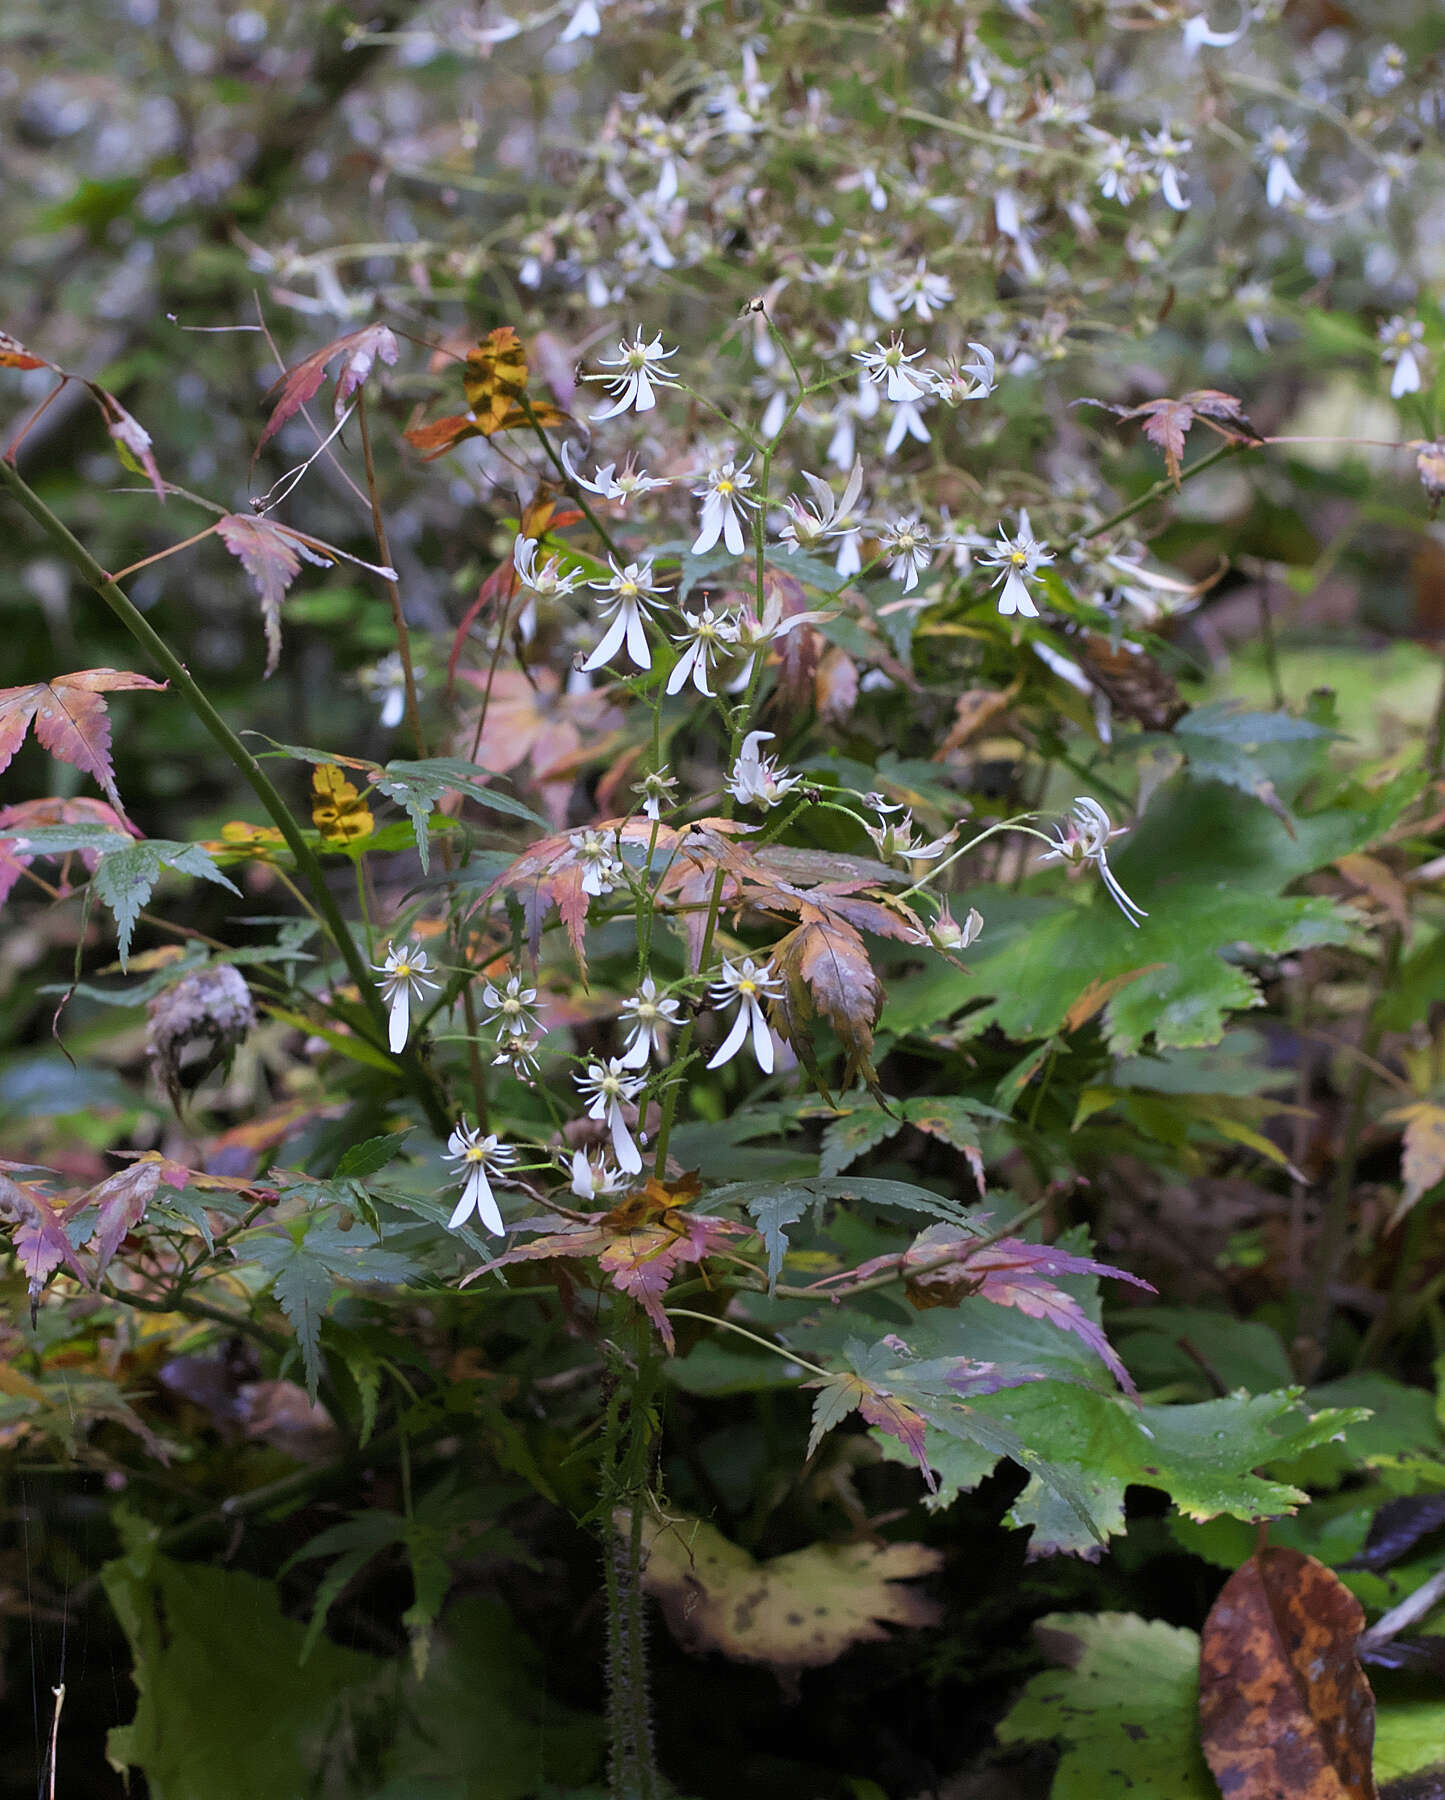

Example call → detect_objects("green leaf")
1375 1699 1445 1785
333 1130 412 1181
90 841 240 968
103 1542 378 1800
883 767 1410 1055
240 1218 417 1398
1172 702 1338 822
996 1612 1216 1799
819 1105 903 1175
376 757 548 871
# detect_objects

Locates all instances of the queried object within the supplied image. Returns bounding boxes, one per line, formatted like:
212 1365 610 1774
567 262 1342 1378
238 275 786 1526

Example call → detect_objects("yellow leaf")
311 764 374 846
463 327 529 433
627 1510 941 1673
1388 1100 1445 1224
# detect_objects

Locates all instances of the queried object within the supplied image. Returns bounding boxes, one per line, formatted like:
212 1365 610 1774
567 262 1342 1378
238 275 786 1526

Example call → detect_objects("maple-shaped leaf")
0 329 50 370
88 838 241 967
458 667 624 828
463 1179 746 1350
772 913 882 1098
0 1171 89 1304
809 1336 1055 1491
255 322 400 458
1079 389 1260 486
85 1159 183 1280
88 383 165 501
474 817 684 976
403 327 567 460
845 1223 1152 1391
0 796 136 908
0 669 167 814
214 517 397 678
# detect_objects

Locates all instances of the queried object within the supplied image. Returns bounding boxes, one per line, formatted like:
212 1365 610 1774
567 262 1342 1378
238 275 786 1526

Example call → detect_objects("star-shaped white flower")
586 330 680 419
372 940 439 1054
575 1057 646 1173
444 1121 518 1232
980 510 1053 618
706 956 785 1074
583 557 666 673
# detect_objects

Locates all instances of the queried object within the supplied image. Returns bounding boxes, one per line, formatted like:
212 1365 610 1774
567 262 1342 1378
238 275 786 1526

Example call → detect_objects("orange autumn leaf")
0 330 49 370
403 327 568 459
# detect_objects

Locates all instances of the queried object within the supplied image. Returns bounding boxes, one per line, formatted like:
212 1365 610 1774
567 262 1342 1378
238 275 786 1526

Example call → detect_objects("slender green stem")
664 1307 832 1379
356 389 428 759
1073 441 1242 545
0 454 450 1137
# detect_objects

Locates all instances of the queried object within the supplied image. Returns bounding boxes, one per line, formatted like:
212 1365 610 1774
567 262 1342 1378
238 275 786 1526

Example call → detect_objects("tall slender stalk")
0 454 451 1136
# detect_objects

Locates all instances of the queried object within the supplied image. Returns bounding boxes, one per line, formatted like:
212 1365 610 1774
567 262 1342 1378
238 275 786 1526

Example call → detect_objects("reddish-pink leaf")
1078 389 1258 487
215 515 333 677
0 670 167 812
0 796 135 906
89 384 165 501
463 1184 744 1351
0 1173 90 1302
255 323 399 457
87 1161 164 1281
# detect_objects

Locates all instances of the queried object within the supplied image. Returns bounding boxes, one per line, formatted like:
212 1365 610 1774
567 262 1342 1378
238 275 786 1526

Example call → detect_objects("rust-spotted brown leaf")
629 1510 942 1674
1200 1545 1376 1800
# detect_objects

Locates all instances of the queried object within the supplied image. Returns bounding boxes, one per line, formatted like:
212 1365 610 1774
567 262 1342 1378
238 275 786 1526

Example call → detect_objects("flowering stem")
356 389 428 759
664 1307 833 1380
0 454 451 1139
895 813 1057 901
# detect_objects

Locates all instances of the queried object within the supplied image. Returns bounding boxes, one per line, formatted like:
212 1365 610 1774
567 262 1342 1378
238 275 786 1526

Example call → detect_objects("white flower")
889 259 954 323
619 975 683 1068
981 510 1053 618
560 441 671 506
372 940 439 1054
1380 315 1425 400
358 652 412 730
778 459 866 556
881 516 932 593
1181 9 1247 55
586 330 680 420
691 457 759 557
726 730 801 809
927 342 996 404
1040 796 1148 927
1096 136 1142 205
635 766 679 820
854 333 932 404
569 1148 627 1203
1141 125 1191 212
1257 126 1305 208
667 603 737 696
570 827 626 897
492 1031 543 1081
575 1057 646 1173
559 0 601 40
864 798 955 864
512 535 584 599
583 558 666 672
1368 42 1407 95
480 971 541 1040
444 1121 518 1233
883 399 931 456
706 956 784 1074
907 902 984 952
